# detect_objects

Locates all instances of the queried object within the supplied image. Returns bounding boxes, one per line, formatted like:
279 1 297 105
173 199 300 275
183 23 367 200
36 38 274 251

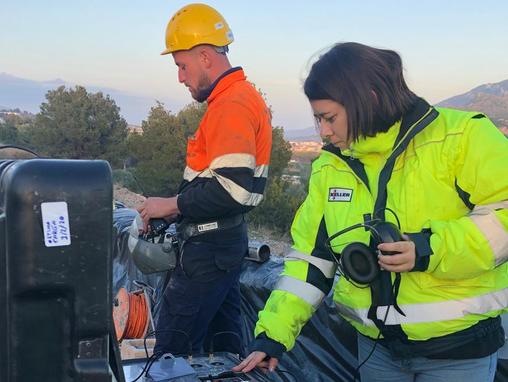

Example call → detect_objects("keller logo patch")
328 188 353 202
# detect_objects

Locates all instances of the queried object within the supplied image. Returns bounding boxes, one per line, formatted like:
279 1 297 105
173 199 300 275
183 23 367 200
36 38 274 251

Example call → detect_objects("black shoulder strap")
371 99 439 340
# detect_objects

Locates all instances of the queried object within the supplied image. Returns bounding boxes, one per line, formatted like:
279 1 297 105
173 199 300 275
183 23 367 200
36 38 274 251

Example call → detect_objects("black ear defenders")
326 220 402 285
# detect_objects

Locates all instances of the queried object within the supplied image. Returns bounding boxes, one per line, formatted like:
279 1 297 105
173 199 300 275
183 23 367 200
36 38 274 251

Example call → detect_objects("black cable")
209 330 242 355
130 352 162 382
353 281 397 382
143 330 155 359
374 207 401 229
144 351 171 379
130 328 193 382
0 144 39 157
325 222 380 245
143 329 192 359
353 328 383 382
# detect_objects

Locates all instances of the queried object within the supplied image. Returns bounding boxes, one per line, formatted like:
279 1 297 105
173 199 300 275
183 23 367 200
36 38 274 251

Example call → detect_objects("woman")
234 42 508 381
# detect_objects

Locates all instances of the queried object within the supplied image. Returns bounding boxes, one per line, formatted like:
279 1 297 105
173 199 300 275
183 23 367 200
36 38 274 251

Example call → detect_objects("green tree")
247 178 305 234
0 113 37 152
269 126 292 178
176 102 207 139
246 126 301 233
0 120 19 144
127 102 206 196
26 86 128 167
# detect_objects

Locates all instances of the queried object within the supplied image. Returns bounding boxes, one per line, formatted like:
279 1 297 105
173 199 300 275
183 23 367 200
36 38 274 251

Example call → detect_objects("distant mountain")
437 79 508 127
284 127 320 142
0 72 170 124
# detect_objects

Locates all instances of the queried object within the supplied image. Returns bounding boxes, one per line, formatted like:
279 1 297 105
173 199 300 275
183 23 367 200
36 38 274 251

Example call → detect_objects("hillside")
437 79 508 128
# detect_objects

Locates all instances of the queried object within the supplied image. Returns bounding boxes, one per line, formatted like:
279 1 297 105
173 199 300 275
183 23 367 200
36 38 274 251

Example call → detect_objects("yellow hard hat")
161 3 234 55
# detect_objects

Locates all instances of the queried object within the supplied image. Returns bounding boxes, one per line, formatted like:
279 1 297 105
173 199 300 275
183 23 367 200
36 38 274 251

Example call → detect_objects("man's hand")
136 196 180 233
377 235 416 273
232 351 278 373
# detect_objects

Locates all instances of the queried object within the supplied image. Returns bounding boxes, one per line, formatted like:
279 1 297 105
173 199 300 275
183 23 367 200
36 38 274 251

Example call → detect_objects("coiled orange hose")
113 287 150 341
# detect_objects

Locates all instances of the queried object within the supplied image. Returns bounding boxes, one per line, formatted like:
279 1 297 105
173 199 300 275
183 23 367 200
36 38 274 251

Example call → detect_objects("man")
137 3 272 356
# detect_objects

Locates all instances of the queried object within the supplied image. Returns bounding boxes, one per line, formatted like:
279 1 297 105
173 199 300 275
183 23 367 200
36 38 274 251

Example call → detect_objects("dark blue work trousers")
154 233 246 355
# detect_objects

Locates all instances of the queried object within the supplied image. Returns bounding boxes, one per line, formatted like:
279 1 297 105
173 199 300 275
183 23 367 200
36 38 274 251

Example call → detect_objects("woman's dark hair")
304 42 418 141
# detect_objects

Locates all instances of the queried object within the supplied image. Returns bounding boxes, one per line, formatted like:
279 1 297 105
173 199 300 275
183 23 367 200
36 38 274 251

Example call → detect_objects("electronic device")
122 352 272 382
0 159 123 382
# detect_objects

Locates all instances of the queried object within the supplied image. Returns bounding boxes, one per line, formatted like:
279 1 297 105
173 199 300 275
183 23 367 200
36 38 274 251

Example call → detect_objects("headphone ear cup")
341 243 379 284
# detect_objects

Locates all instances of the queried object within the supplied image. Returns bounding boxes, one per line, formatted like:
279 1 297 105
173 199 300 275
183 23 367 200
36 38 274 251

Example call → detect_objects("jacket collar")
342 121 401 160
323 97 435 160
204 67 244 103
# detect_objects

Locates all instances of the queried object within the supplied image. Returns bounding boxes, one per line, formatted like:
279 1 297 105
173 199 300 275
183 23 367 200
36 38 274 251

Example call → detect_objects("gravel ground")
114 185 145 209
248 226 292 257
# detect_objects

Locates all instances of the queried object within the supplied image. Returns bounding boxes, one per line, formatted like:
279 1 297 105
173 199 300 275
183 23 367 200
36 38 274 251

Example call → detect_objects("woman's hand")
377 236 416 273
232 351 279 373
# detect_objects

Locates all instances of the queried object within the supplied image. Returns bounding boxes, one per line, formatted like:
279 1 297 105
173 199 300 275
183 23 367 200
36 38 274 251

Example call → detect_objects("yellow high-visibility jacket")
255 99 508 354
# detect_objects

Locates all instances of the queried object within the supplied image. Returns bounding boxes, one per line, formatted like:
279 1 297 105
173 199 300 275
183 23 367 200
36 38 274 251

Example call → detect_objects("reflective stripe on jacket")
255 99 508 351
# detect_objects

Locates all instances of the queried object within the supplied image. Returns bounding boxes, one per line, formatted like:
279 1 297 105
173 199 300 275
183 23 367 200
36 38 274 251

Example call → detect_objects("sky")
1 0 507 130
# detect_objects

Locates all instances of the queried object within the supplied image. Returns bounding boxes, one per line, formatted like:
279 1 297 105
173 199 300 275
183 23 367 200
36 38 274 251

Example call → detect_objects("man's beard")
191 72 212 103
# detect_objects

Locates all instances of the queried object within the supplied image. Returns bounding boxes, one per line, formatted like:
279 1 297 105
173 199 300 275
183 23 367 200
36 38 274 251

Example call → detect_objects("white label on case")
41 202 71 247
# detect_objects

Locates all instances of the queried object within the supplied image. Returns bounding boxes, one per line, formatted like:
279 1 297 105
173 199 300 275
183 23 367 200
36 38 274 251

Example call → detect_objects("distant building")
289 141 322 154
127 124 143 135
281 174 302 185
286 160 300 175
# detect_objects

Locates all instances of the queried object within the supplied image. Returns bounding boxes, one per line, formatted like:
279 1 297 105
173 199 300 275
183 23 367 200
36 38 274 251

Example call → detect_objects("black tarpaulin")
112 206 508 382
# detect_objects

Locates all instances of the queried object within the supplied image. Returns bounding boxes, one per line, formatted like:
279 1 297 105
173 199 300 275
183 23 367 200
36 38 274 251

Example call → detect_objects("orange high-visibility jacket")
177 68 272 221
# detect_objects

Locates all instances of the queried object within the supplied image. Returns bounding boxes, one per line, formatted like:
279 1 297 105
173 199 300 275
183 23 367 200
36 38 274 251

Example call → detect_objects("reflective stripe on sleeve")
210 153 256 170
336 286 508 326
254 164 269 178
183 153 266 206
183 165 268 183
183 167 212 182
211 169 264 206
285 250 336 278
274 275 325 309
469 201 508 266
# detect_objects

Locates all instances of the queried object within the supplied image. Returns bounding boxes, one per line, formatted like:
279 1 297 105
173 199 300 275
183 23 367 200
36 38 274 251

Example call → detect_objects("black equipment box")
0 159 119 382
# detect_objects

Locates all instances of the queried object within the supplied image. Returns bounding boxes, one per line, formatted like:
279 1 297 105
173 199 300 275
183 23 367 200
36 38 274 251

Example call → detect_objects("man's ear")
198 48 213 69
